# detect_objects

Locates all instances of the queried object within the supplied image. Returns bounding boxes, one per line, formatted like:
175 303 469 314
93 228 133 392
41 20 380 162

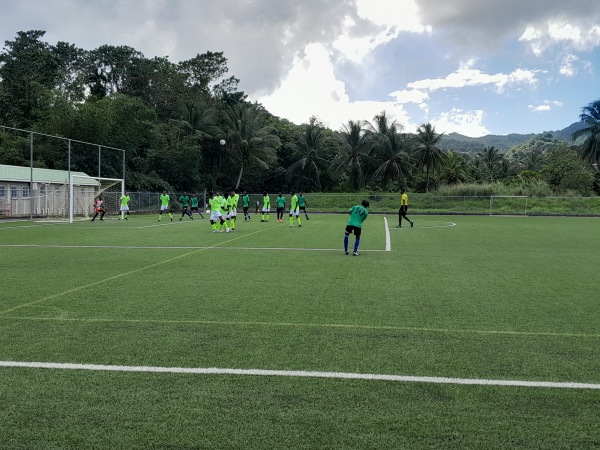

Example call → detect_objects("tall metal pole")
68 140 72 223
98 145 102 178
121 149 126 219
30 132 34 220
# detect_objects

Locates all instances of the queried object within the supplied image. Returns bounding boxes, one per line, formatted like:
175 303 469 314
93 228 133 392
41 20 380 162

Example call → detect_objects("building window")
22 186 30 198
40 184 46 195
10 185 19 198
0 185 5 198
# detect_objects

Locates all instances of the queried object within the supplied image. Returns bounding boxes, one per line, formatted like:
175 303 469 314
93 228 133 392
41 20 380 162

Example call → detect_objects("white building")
0 164 98 218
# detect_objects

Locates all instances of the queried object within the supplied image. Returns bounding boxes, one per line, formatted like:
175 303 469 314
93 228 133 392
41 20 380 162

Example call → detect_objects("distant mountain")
438 122 587 153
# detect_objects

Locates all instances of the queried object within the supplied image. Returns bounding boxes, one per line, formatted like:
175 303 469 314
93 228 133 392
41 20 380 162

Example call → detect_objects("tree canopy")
0 30 597 196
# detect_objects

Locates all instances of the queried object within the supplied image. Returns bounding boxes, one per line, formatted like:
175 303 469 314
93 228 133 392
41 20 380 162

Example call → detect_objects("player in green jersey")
221 192 231 232
242 191 251 221
178 193 193 221
261 191 271 222
344 200 369 256
190 194 205 219
289 191 301 227
208 192 225 232
119 193 131 220
275 193 286 222
229 190 239 230
158 191 173 221
298 191 309 220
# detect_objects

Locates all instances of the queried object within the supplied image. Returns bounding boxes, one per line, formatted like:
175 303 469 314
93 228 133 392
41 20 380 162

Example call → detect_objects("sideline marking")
0 360 598 390
0 225 279 315
2 315 599 339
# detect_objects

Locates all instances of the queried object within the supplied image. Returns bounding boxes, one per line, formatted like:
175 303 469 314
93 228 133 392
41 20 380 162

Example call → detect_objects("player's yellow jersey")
401 193 408 206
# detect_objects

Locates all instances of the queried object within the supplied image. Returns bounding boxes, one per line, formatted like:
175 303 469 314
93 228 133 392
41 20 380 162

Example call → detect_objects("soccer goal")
69 175 124 223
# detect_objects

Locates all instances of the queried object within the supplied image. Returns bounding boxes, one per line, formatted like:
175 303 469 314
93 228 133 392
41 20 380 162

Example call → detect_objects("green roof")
0 164 97 185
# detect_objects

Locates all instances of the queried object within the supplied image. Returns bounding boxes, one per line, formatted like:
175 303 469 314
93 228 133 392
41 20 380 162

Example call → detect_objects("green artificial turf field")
1 213 599 449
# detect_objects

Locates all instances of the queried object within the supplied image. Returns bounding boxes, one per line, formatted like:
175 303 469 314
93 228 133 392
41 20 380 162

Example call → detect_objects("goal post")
69 175 124 223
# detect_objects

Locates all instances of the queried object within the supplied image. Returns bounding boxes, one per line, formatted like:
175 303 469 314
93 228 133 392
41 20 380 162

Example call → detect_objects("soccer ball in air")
220 139 226 145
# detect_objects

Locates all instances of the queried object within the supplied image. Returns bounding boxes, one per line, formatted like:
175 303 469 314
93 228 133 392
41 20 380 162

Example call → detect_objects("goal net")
34 175 124 222
70 175 124 223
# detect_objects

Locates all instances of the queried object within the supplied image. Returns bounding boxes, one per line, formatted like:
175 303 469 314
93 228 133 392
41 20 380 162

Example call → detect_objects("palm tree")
438 151 468 185
414 123 445 192
221 103 280 189
477 146 502 181
519 149 545 171
330 120 376 191
173 100 219 141
370 124 414 190
286 117 328 191
365 111 413 189
572 98 600 166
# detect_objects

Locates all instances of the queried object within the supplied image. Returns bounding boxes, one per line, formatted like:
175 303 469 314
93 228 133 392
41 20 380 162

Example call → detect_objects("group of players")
93 188 414 258
205 190 310 233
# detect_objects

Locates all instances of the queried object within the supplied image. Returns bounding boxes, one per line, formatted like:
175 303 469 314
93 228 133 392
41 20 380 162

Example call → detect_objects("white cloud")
559 54 579 77
520 21 600 55
258 43 411 129
528 100 563 112
407 67 539 93
332 0 430 63
389 89 429 105
430 108 490 137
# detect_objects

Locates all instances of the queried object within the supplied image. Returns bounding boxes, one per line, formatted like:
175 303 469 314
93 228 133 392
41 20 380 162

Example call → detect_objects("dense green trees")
573 99 600 167
0 30 597 196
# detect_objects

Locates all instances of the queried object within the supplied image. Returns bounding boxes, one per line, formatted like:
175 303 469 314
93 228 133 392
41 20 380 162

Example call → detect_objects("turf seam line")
0 225 280 315
2 315 599 339
1 361 599 390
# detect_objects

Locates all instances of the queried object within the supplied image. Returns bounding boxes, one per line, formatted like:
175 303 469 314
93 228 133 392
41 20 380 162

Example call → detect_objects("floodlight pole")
98 145 102 178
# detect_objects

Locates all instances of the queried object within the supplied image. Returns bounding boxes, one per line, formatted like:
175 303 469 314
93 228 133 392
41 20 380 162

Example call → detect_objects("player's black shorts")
399 206 408 215
243 206 249 213
277 207 284 213
299 206 306 212
345 225 362 237
182 206 189 211
190 207 199 211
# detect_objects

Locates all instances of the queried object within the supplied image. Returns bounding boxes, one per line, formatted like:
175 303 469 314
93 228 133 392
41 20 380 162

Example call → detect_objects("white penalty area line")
1 361 599 390
0 244 389 252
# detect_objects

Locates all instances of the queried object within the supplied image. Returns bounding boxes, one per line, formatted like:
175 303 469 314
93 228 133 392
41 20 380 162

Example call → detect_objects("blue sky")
1 0 599 137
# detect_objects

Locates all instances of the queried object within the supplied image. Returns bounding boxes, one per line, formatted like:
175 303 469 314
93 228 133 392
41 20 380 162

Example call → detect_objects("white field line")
383 216 391 251
1 360 599 390
390 220 457 229
0 244 387 252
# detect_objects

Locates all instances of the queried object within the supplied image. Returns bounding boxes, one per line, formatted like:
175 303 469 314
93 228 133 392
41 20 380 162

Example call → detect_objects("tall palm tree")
365 110 393 135
173 100 219 141
370 124 414 190
221 102 280 189
519 149 545 171
572 98 600 166
414 123 445 192
365 111 412 189
286 118 328 191
330 120 376 191
438 151 468 185
477 146 503 181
